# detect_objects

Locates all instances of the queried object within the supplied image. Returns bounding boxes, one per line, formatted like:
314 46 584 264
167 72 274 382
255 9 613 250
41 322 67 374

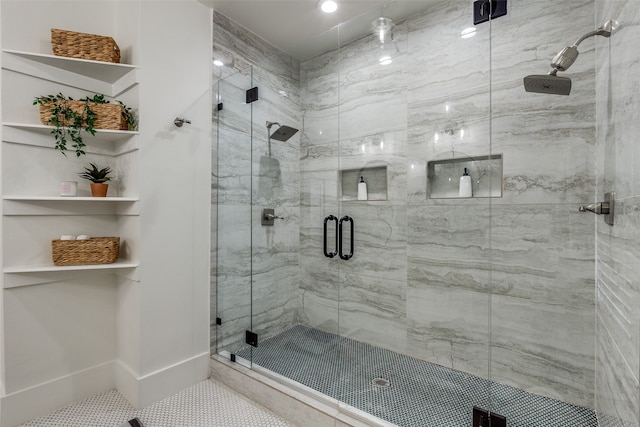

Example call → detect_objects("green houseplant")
78 163 113 197
33 93 137 157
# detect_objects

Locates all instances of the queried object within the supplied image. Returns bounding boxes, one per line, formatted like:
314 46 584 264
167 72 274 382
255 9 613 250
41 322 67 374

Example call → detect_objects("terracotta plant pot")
90 183 109 197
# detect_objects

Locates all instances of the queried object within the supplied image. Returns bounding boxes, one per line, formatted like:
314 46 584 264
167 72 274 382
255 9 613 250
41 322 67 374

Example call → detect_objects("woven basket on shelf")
51 28 121 63
39 101 128 130
52 237 120 266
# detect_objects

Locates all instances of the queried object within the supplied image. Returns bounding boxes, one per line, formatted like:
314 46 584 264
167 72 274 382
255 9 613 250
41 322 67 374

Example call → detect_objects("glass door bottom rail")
236 325 596 427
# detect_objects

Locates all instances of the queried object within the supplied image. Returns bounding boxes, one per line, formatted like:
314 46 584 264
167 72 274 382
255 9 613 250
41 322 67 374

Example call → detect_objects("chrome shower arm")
550 20 615 73
572 20 613 47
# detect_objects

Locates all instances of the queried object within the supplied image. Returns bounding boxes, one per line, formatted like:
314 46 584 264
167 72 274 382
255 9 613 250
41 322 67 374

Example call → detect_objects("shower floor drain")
372 377 390 388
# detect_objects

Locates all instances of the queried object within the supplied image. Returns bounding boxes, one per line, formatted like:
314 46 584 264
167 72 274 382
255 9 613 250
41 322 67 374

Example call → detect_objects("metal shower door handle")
339 215 354 260
323 215 338 258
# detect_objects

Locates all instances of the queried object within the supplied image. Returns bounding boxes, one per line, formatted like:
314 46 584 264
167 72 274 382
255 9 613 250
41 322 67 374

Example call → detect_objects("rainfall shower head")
266 121 299 142
523 73 572 95
524 20 615 95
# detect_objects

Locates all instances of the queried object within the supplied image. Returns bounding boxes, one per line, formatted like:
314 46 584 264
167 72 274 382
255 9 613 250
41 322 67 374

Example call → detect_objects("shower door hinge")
246 330 258 347
473 0 507 25
216 317 222 325
473 407 506 427
217 103 223 111
246 87 259 103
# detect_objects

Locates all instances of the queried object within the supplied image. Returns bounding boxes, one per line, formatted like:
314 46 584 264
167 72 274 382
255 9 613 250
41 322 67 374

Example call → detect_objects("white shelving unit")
2 123 139 156
2 49 138 96
1 49 140 287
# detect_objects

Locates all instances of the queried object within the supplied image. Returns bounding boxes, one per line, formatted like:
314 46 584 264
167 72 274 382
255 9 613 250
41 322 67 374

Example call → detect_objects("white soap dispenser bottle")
358 176 368 200
459 168 472 198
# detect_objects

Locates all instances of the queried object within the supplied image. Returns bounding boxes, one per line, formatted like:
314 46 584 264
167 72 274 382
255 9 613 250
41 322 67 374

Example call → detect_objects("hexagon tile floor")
237 325 599 427
18 379 294 427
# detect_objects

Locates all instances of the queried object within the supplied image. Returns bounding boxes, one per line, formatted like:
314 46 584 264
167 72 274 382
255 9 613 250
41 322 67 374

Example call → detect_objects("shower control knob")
261 208 284 226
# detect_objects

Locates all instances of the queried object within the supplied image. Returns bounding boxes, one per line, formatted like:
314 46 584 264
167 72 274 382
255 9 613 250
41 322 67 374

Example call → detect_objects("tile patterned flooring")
18 379 294 427
236 325 598 427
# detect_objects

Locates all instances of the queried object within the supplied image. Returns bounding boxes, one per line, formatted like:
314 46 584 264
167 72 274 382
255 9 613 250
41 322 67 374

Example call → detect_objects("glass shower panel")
245 25 344 390
247 60 308 357
488 0 598 425
215 67 254 363
404 5 493 421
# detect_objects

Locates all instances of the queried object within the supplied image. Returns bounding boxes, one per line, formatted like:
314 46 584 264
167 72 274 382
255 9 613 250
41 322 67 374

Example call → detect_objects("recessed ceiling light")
213 59 224 67
318 0 338 14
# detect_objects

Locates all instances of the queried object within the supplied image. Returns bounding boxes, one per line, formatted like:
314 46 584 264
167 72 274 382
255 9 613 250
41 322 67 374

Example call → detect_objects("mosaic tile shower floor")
18 379 293 427
237 325 597 427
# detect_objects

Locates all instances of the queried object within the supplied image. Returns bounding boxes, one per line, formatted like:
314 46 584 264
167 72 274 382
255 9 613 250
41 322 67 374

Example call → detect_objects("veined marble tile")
338 203 407 282
252 153 300 207
489 204 595 308
599 22 640 198
596 311 640 427
594 1 640 423
300 106 340 150
406 202 490 379
215 74 253 206
251 266 299 341
299 170 340 209
216 204 251 279
216 276 252 353
251 71 301 130
300 143 340 171
406 284 490 380
338 66 408 142
338 131 407 204
298 266 340 335
407 205 491 293
299 206 342 273
338 272 407 354
596 196 640 380
213 12 300 90
490 294 595 408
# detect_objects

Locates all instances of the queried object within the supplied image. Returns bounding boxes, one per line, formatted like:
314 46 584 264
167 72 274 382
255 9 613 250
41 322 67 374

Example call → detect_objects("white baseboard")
0 361 115 427
1 353 210 427
116 352 210 408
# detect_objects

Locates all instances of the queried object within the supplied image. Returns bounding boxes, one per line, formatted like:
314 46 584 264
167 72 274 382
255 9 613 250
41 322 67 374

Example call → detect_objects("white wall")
120 0 212 408
0 1 212 425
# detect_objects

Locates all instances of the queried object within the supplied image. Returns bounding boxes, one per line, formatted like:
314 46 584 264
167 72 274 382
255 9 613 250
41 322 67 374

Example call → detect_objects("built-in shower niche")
341 166 388 201
427 154 503 199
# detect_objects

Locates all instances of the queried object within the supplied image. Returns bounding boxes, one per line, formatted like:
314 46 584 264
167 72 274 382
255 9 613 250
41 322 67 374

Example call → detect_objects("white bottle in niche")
358 176 368 200
459 168 472 198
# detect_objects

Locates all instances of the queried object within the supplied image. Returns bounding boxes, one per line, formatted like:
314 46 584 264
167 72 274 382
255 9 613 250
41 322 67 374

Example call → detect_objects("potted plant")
33 93 137 157
79 163 113 197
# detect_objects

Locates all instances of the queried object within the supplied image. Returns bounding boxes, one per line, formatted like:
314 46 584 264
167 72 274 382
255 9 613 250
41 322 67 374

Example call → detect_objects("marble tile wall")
594 1 640 425
300 0 597 410
212 11 301 354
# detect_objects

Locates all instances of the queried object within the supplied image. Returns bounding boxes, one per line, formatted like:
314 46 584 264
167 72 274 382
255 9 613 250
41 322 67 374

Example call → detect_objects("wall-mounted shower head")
266 121 299 142
523 73 572 96
524 20 616 95
269 125 299 142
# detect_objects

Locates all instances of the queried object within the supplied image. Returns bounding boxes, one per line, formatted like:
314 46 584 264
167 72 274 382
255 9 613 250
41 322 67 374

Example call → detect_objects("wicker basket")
52 237 120 266
51 28 120 63
39 101 128 130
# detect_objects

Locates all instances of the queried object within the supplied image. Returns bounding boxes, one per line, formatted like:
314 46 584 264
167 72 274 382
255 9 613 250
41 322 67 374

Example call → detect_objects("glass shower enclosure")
214 1 599 425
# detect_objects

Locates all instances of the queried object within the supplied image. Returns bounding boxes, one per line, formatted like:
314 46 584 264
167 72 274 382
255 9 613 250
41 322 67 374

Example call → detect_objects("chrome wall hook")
174 117 192 127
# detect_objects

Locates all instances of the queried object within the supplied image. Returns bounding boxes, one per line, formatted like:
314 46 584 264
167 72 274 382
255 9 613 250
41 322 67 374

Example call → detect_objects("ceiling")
200 1 435 60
